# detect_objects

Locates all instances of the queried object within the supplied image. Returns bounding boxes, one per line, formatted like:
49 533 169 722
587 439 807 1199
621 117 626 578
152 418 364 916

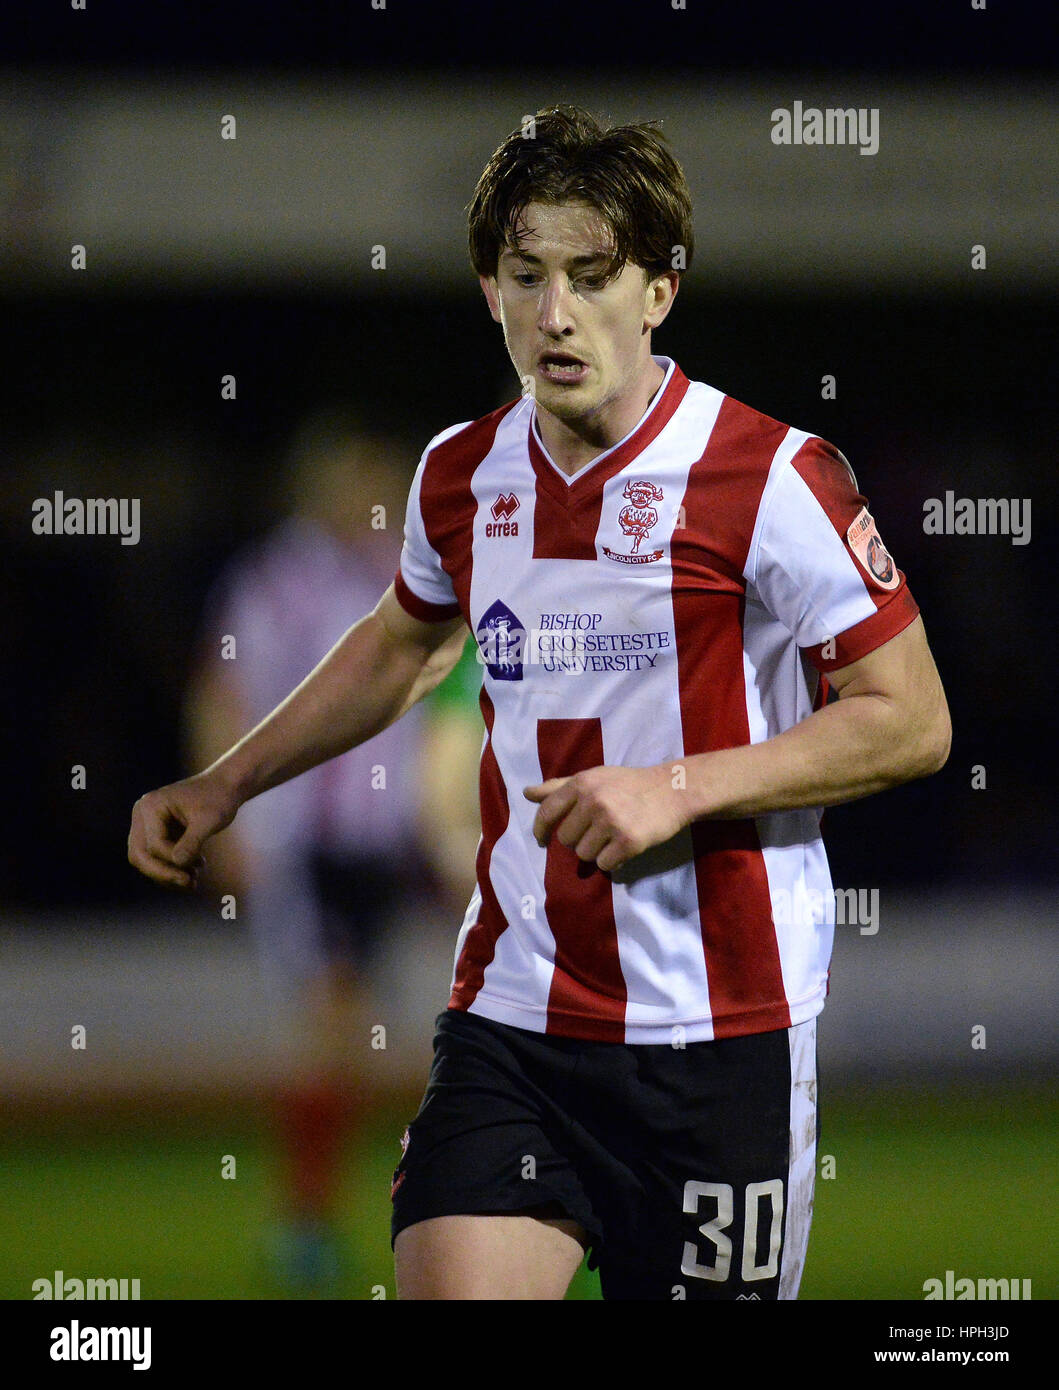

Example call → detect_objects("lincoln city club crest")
603 479 665 565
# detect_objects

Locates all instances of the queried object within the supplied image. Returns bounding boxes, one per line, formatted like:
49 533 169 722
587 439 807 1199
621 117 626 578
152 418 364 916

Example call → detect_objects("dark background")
0 0 1056 1314
2 0 1056 908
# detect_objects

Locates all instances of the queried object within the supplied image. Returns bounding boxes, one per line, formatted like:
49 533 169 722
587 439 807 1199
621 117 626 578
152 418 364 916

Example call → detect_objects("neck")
536 357 666 477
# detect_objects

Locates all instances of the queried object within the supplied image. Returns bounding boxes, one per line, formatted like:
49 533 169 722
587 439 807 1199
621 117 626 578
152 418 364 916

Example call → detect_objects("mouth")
536 351 589 386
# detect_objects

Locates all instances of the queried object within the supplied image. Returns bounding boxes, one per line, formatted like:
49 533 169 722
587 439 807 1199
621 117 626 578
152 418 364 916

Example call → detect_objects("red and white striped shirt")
395 357 918 1043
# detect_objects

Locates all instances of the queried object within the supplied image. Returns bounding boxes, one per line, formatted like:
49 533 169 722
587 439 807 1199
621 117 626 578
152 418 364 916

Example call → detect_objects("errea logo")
486 493 519 537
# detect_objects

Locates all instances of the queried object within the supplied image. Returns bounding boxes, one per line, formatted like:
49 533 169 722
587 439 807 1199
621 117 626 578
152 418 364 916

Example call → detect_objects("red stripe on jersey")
804 596 919 671
672 395 792 1036
420 402 520 617
393 569 461 622
448 689 511 1011
529 365 690 560
791 437 920 669
686 820 793 1037
537 718 627 1041
530 484 597 560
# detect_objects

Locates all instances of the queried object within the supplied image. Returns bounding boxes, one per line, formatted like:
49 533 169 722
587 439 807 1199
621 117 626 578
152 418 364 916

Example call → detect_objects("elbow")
907 706 952 779
926 688 953 774
933 708 953 772
923 718 951 775
874 700 951 786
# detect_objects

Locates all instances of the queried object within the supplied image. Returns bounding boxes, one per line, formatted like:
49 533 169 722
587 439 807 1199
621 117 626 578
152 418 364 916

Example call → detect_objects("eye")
513 271 539 286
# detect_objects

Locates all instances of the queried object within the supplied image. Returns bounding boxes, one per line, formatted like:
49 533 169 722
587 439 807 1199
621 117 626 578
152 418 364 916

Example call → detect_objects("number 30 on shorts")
680 1178 785 1282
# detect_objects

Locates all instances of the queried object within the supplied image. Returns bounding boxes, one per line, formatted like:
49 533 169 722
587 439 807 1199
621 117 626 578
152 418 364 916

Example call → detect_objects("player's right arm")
127 582 466 889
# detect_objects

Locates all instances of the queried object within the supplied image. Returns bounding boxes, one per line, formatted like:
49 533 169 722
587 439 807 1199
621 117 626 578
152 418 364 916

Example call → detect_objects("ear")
480 275 502 324
644 271 679 331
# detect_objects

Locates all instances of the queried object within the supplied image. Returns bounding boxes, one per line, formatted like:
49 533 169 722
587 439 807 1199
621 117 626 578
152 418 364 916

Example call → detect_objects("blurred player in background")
184 414 480 1290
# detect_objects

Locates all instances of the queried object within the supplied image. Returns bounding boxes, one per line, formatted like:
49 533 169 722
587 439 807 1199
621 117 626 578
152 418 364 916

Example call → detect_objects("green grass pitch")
3 1087 1054 1301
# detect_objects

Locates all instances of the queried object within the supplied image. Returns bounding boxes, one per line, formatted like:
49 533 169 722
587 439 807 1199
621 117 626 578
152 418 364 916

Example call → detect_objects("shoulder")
714 380 812 444
670 377 839 512
708 384 855 491
673 373 810 468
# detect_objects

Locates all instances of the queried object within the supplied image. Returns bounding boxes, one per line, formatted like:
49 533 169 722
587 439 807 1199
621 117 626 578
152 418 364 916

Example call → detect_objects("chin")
537 378 596 412
542 394 592 425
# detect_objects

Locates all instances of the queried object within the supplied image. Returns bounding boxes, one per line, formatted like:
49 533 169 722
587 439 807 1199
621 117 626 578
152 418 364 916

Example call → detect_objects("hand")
127 772 240 889
523 764 687 873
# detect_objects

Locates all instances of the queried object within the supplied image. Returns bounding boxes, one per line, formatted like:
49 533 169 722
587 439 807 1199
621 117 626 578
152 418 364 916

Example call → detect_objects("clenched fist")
127 772 240 889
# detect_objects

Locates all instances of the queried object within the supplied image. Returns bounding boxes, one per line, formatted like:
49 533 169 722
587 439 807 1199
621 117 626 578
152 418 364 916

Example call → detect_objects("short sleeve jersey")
395 356 919 1044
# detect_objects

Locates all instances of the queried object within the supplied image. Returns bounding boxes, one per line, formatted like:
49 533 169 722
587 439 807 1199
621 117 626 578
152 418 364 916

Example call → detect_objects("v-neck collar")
527 357 690 510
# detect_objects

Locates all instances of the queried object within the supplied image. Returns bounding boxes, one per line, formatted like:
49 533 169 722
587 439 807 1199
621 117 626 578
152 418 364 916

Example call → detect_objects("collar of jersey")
527 356 689 509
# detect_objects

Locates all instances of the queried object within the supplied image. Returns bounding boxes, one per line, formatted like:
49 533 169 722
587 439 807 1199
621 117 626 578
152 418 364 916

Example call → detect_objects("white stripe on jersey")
750 447 883 649
779 1016 818 1300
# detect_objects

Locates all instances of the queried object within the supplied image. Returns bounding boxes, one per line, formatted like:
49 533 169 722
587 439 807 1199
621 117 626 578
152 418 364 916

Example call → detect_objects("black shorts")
390 1007 818 1300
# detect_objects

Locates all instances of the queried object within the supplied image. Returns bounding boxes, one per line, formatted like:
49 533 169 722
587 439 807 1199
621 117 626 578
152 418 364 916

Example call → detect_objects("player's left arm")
525 614 950 872
677 612 950 816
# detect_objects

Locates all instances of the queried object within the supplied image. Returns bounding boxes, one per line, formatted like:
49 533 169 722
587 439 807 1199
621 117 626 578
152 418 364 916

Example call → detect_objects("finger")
152 805 207 870
133 801 200 875
128 842 197 889
595 838 631 874
138 799 186 857
169 827 206 870
573 824 612 864
157 866 197 890
523 777 570 804
555 802 595 851
531 785 579 845
139 840 204 888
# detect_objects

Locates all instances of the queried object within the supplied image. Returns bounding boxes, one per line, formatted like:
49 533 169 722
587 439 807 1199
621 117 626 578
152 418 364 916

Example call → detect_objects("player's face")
480 201 676 432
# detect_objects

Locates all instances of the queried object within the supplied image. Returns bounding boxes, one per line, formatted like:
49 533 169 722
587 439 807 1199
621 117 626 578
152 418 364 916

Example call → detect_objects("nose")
537 275 575 337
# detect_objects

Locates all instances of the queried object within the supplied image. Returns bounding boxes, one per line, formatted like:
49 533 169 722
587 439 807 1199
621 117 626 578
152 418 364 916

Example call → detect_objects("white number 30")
680 1178 784 1282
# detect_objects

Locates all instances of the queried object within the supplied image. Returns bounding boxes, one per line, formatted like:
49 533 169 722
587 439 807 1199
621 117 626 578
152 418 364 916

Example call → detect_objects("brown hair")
468 104 694 283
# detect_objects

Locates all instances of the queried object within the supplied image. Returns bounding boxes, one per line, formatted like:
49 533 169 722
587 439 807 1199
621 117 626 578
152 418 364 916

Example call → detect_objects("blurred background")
1 1 1056 1301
